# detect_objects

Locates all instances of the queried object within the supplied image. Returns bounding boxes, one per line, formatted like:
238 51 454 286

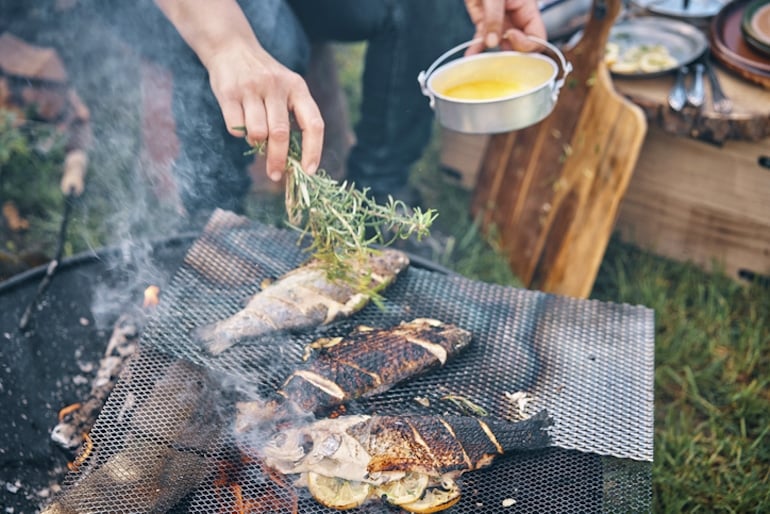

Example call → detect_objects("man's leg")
289 0 474 206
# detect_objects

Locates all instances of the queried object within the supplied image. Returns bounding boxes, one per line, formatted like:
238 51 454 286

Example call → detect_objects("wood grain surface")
471 0 647 298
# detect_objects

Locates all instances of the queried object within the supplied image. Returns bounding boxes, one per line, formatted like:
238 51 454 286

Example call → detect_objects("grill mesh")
51 210 654 513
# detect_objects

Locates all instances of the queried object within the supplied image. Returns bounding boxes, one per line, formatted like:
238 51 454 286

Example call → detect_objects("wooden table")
440 64 770 286
612 65 770 283
613 65 770 144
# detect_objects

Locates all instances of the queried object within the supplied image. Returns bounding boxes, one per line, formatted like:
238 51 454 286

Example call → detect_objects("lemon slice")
639 52 677 73
376 472 430 506
400 485 462 513
610 60 640 74
306 472 372 510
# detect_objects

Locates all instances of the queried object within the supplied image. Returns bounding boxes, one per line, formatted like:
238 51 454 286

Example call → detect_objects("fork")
668 66 688 112
686 63 705 109
704 58 733 114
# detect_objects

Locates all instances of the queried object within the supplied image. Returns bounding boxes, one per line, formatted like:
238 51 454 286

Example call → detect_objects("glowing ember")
143 285 160 308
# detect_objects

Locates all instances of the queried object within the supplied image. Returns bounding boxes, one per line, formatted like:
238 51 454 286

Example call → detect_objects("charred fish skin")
279 318 473 415
194 248 409 355
350 411 553 477
262 411 553 482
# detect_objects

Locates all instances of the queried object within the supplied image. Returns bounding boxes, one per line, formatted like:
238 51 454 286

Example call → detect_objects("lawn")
1 7 769 512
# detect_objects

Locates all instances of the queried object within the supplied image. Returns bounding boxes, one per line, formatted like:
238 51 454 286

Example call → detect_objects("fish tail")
193 322 234 355
484 409 553 453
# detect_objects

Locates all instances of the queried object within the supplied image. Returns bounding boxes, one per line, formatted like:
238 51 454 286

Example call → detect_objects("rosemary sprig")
243 132 438 284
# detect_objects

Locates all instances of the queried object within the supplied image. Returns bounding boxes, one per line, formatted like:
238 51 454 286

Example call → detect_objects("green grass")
595 240 770 512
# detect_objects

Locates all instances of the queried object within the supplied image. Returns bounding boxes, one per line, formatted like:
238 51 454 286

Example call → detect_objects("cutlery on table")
686 63 705 109
668 66 688 112
704 58 733 114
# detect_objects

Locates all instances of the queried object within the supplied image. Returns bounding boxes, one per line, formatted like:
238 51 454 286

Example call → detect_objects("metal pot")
418 37 572 134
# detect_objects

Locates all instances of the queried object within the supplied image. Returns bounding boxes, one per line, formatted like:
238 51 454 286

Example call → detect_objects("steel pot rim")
427 52 559 104
418 37 573 109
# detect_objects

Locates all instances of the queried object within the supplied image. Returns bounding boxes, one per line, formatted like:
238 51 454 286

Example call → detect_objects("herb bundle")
245 134 438 284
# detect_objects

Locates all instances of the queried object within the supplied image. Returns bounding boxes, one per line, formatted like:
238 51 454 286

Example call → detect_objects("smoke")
2 1 244 323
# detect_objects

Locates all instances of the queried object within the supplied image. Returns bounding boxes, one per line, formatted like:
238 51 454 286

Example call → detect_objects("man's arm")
154 0 324 180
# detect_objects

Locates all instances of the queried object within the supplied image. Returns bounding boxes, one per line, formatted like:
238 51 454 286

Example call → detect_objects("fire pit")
0 234 195 512
3 210 654 513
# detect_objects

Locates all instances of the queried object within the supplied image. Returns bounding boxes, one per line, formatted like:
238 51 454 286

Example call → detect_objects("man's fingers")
290 89 324 175
264 97 291 182
503 0 547 42
481 0 505 47
242 97 268 145
220 98 246 138
466 28 487 55
502 28 540 52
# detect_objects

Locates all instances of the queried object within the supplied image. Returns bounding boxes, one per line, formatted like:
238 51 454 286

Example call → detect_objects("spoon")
668 66 688 112
705 58 732 114
686 63 705 109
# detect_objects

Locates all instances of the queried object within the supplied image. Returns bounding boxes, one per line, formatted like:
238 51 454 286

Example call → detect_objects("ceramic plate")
570 17 709 77
742 0 770 55
710 0 770 87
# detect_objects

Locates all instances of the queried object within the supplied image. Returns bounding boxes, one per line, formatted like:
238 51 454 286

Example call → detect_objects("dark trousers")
99 0 474 216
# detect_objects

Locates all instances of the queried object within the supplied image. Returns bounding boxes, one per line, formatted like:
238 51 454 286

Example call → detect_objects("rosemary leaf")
242 132 438 294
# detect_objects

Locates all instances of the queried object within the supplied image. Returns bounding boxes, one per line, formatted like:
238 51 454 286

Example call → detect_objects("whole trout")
235 318 472 430
195 248 409 355
262 411 553 511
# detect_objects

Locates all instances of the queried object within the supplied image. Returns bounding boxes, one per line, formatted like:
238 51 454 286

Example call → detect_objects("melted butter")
441 80 525 100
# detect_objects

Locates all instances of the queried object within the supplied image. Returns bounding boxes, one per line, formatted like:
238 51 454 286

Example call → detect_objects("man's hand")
205 42 324 181
155 0 324 181
464 0 547 55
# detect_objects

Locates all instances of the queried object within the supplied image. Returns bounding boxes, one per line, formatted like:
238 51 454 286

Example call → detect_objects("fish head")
369 249 410 280
396 318 473 365
261 415 375 483
416 318 473 354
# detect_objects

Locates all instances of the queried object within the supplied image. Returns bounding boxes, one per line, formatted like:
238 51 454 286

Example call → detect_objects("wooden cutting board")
470 0 646 298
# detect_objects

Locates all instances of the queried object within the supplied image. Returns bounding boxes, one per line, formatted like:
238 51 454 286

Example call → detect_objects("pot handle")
418 37 573 108
527 36 573 102
418 39 480 109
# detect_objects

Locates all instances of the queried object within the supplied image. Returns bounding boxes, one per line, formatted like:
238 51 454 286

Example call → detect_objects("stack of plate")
742 0 770 54
710 0 770 87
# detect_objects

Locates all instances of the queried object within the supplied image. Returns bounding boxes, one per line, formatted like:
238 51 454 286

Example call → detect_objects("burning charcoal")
40 437 208 513
51 314 141 451
43 360 225 513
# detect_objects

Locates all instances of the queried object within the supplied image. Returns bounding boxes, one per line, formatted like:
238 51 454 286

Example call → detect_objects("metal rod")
19 195 74 331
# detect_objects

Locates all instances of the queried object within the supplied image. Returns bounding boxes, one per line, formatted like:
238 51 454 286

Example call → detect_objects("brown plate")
742 0 770 55
711 0 770 87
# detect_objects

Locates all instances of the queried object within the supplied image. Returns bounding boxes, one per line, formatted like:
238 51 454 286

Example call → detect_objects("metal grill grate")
48 209 654 513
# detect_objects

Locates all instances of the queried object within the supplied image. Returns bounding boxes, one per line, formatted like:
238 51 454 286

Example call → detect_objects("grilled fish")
235 318 472 429
195 248 410 355
282 318 471 413
262 411 552 511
